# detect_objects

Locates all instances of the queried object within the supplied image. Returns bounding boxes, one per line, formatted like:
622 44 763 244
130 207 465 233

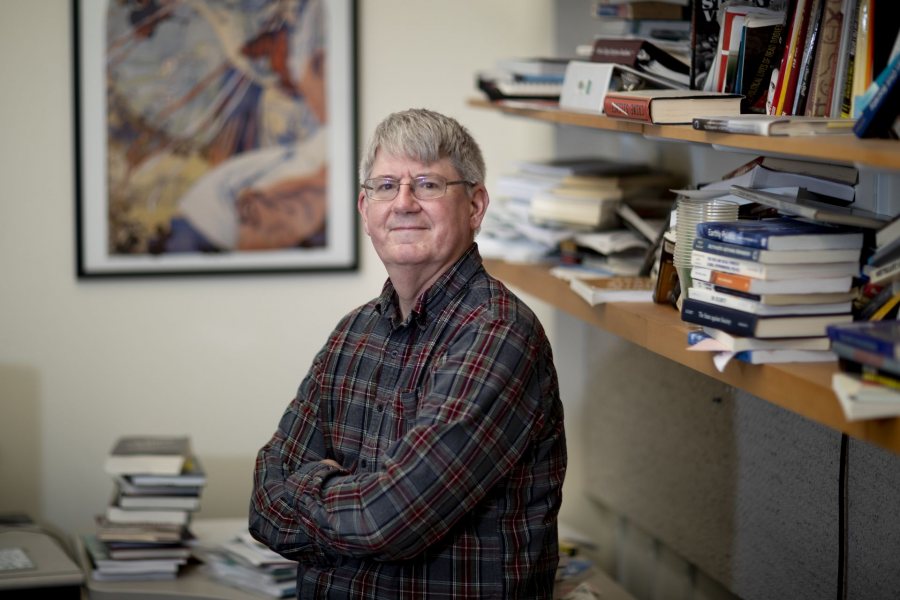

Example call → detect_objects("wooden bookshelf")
468 98 900 171
483 259 900 455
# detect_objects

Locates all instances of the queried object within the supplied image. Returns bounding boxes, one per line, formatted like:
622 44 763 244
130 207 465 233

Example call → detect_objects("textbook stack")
478 156 677 271
83 435 206 581
864 215 900 288
827 321 900 420
682 216 864 365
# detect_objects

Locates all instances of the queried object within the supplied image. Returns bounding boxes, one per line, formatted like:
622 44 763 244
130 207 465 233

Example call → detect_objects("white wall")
0 1 558 533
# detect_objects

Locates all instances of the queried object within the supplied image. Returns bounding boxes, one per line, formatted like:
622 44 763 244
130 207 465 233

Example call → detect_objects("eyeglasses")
361 175 474 202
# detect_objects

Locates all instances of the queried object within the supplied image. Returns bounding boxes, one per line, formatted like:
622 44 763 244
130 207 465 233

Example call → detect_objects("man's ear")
357 191 370 236
468 184 489 231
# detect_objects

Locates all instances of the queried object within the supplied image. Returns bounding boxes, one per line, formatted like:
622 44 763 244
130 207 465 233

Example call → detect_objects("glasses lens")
365 178 398 201
411 175 447 200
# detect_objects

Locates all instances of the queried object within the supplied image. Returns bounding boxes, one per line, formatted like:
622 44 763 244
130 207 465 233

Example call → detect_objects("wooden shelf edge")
468 98 900 171
483 259 900 455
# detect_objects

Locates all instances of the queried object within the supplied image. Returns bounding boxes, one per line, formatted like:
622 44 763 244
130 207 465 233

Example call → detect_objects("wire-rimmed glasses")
361 175 474 202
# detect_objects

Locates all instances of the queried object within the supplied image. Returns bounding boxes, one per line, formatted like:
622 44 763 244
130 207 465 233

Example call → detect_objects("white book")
832 372 900 421
687 287 851 316
690 250 858 280
700 327 831 352
105 506 189 526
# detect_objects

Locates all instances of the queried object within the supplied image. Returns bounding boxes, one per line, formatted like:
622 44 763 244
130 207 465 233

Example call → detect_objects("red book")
768 0 807 114
602 89 742 124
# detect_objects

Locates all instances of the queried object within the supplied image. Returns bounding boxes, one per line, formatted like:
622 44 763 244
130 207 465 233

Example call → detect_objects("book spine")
781 0 818 115
868 256 900 285
681 298 759 336
853 51 900 138
790 0 826 115
832 341 900 376
691 250 769 277
603 95 653 121
804 0 844 115
691 0 723 89
696 222 770 249
590 39 643 67
693 237 763 261
690 287 765 314
769 0 806 114
711 271 756 292
827 327 900 358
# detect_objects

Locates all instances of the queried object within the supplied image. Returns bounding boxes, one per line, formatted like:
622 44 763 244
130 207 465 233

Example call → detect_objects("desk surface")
78 518 635 600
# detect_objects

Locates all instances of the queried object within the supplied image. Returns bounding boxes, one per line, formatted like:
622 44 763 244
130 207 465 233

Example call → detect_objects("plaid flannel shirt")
250 245 566 598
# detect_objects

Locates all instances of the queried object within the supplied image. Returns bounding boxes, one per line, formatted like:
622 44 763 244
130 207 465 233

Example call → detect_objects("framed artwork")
72 0 358 277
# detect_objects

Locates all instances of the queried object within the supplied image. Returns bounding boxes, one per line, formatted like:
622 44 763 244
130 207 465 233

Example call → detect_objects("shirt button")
391 350 398 357
360 459 368 469
375 403 384 413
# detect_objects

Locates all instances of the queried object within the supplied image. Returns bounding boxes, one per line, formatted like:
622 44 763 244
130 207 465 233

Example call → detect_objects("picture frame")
72 0 358 277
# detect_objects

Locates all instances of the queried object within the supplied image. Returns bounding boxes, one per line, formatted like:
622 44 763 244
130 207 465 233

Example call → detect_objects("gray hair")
358 108 486 185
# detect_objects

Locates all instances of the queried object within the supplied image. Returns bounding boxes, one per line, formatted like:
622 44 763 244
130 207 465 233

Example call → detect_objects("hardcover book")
681 297 852 337
695 217 864 250
603 89 742 123
804 0 844 115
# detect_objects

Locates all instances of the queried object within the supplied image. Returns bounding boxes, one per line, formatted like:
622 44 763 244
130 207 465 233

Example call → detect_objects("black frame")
72 0 359 277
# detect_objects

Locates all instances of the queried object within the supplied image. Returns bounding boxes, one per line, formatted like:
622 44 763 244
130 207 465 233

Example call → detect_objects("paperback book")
687 286 851 316
690 326 832 352
690 249 859 279
570 276 655 305
681 297 852 337
831 371 900 421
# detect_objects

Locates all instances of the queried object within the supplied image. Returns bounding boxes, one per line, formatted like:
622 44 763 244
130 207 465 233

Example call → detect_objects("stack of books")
864 215 900 288
194 529 296 598
681 217 864 365
477 156 677 273
82 435 206 581
827 321 900 420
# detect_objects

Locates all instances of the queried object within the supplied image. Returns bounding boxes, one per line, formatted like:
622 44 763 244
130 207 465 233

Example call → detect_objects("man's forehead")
371 150 453 174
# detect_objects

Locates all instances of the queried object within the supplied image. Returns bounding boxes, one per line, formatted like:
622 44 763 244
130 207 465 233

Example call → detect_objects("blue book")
831 340 900 377
826 321 900 359
692 236 860 263
853 52 900 139
695 217 864 251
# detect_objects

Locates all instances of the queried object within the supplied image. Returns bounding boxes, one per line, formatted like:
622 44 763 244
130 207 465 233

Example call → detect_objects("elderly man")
250 108 567 598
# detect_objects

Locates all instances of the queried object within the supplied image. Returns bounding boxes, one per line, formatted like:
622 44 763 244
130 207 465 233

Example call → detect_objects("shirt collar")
375 243 483 329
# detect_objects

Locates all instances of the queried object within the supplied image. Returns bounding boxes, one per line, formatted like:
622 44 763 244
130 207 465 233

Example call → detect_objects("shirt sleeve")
253 315 549 562
248 346 349 562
